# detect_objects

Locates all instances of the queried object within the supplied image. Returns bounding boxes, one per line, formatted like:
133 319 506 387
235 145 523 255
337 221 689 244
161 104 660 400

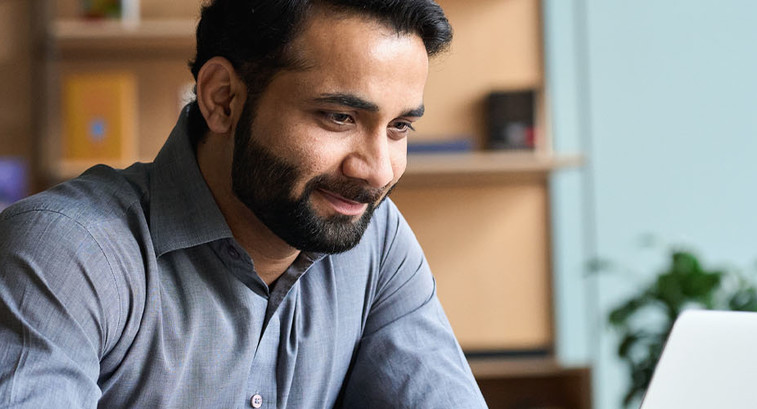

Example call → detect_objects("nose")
341 130 396 189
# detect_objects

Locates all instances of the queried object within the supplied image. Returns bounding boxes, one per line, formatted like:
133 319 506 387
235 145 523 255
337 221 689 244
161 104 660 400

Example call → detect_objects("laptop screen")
640 310 757 409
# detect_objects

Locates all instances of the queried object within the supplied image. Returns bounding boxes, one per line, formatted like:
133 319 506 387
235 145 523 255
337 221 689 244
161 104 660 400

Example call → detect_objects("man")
0 0 488 408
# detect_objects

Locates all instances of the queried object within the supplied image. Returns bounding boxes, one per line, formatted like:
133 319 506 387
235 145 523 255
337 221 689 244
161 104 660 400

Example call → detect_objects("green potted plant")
598 249 757 408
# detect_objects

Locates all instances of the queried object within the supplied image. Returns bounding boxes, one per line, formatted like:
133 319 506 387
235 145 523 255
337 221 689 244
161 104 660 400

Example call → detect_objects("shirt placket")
247 313 280 408
213 239 323 409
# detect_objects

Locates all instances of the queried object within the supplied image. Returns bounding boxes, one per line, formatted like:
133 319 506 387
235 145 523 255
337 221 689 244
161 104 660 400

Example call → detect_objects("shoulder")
0 164 154 257
0 161 154 253
2 164 148 228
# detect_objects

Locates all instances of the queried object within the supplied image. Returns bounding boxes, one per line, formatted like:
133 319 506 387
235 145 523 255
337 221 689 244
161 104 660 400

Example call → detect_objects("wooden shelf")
468 356 581 379
468 357 592 409
50 152 583 184
52 19 196 55
400 151 583 186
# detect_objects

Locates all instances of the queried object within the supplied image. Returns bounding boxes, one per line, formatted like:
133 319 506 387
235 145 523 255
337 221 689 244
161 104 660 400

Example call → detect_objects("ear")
196 56 247 135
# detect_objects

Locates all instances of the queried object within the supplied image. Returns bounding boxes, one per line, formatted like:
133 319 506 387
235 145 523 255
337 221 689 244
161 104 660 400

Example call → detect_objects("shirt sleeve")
0 209 118 408
340 203 488 409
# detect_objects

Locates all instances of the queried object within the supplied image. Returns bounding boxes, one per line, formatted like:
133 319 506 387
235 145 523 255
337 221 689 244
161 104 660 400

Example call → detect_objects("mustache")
307 174 387 204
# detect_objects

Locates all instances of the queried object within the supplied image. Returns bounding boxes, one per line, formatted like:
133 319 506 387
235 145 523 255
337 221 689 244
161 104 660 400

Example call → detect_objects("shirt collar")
149 107 233 257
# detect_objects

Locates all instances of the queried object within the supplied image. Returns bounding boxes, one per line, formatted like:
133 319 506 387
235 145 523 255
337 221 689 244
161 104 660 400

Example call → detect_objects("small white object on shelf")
121 0 140 27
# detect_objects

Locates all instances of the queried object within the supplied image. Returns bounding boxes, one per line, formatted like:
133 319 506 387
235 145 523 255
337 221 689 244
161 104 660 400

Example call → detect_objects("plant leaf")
671 251 702 276
609 296 649 326
729 287 757 311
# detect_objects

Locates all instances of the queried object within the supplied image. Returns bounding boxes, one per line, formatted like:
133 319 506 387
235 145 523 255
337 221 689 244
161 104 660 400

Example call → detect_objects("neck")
196 134 300 285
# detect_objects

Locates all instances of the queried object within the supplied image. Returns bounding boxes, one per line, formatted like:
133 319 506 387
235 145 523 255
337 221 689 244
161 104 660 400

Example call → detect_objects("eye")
394 122 415 131
392 121 416 132
323 112 354 125
388 120 416 139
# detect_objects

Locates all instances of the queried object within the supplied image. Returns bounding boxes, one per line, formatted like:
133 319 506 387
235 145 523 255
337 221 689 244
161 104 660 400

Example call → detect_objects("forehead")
275 10 429 109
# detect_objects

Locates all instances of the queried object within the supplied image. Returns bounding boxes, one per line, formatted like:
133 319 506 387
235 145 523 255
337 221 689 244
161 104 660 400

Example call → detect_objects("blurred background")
2 0 757 408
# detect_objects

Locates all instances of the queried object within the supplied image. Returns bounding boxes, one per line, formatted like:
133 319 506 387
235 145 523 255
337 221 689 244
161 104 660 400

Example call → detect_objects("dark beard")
231 100 390 254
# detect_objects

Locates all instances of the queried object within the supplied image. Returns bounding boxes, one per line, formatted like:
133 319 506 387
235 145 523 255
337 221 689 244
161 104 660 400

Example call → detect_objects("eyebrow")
313 93 425 118
402 105 425 118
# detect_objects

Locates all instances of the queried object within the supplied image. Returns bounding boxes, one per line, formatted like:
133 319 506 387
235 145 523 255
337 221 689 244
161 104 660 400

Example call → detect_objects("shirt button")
227 246 240 260
250 394 263 408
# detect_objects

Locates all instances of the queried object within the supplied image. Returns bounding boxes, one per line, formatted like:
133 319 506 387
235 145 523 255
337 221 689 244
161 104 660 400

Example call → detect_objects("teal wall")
544 1 757 407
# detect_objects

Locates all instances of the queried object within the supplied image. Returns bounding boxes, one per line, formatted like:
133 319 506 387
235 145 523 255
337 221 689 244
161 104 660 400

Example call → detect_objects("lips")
316 188 369 216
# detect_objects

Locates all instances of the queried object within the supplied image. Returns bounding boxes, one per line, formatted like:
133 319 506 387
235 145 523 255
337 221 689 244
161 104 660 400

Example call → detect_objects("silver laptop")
639 310 757 409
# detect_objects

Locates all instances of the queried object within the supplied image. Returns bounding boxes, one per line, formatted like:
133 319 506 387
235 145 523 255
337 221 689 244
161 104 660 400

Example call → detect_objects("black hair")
186 0 453 144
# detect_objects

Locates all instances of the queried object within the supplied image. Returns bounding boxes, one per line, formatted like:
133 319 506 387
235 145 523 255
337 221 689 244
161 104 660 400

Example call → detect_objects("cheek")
288 126 355 178
288 134 344 175
288 141 347 196
390 142 408 182
297 151 333 180
254 116 324 173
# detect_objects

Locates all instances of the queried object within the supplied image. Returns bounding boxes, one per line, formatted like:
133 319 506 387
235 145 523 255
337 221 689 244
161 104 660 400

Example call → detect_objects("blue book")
0 158 28 211
407 138 474 154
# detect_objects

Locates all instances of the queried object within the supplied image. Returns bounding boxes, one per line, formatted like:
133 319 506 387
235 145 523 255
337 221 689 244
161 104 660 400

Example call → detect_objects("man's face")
231 11 429 254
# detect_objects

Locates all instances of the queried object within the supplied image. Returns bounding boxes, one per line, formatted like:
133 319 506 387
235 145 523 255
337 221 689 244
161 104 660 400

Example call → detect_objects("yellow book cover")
62 72 137 166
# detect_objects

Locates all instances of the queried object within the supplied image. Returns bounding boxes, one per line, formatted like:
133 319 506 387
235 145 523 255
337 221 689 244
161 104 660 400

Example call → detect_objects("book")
0 157 27 211
407 137 474 154
61 72 137 167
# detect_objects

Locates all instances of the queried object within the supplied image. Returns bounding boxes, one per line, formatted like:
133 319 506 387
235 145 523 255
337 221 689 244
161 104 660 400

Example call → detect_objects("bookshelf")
40 0 591 407
53 18 195 54
402 151 583 186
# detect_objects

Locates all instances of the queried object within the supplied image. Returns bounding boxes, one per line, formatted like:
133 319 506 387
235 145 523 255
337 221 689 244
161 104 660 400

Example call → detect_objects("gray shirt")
0 111 487 408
